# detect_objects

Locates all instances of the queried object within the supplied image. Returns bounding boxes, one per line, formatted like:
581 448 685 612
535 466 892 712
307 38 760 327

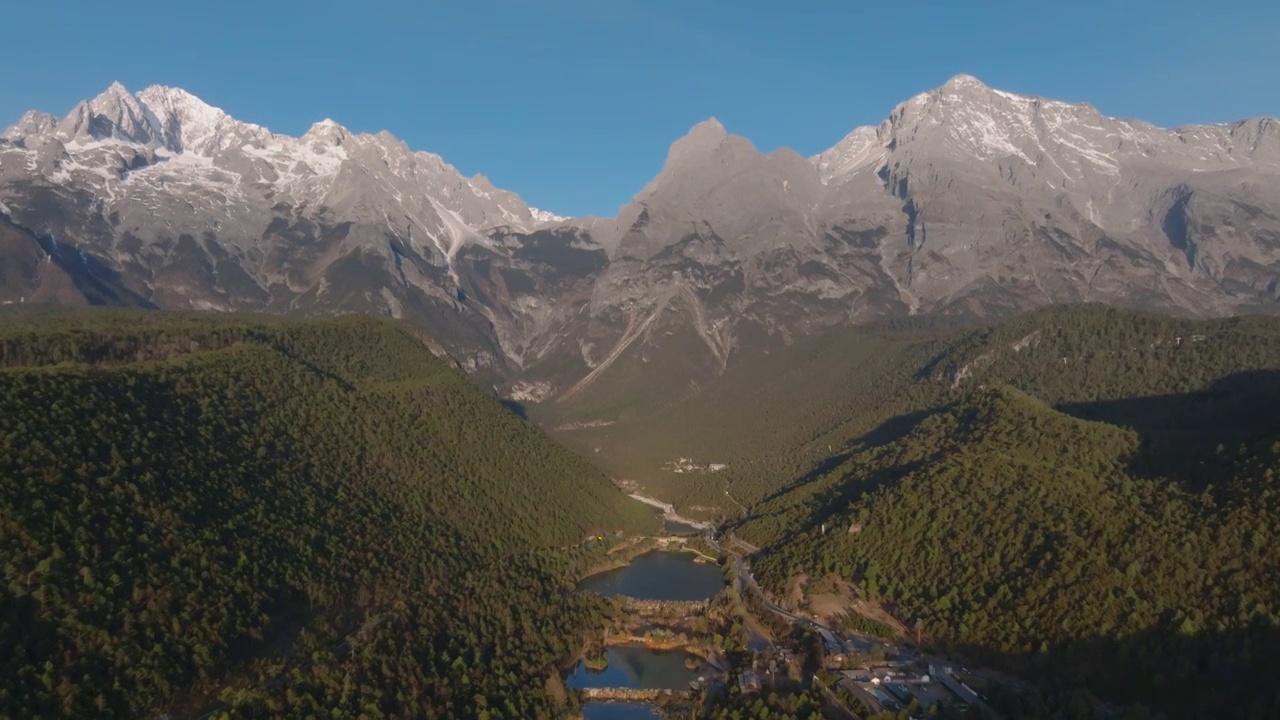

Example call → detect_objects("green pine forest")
536 304 1280 718
0 309 655 718
726 306 1280 720
7 303 1280 719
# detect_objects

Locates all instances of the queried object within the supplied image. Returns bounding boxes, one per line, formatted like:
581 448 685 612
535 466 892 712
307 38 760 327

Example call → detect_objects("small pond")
566 645 704 690
578 551 724 601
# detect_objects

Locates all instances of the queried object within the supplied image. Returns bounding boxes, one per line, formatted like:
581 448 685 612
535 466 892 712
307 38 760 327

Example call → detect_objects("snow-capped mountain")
0 82 577 376
2 76 1278 410
512 75 1280 413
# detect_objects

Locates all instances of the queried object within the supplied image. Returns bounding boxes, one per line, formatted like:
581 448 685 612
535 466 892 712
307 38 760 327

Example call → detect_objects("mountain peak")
3 110 59 142
942 73 989 90
686 117 727 143
138 85 204 106
664 117 730 167
101 81 132 98
303 118 349 146
66 81 157 144
136 85 259 155
693 116 725 133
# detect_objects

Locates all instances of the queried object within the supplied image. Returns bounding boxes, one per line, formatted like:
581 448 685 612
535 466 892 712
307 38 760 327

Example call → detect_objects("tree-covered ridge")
750 386 1280 719
917 304 1280 403
0 311 655 718
551 303 1280 522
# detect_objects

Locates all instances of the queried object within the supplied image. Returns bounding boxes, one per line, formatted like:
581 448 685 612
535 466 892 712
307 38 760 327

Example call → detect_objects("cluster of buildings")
840 662 983 715
662 457 729 474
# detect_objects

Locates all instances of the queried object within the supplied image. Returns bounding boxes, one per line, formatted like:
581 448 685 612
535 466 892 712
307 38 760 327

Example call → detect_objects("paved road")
730 554 860 655
714 526 1011 715
727 532 759 555
813 673 863 720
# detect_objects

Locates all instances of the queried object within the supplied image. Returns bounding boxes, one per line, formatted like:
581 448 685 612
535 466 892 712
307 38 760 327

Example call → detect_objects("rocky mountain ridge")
0 81 580 376
2 75 1278 409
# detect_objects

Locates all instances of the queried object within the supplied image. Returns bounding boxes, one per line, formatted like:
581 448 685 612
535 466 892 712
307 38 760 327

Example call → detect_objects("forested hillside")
732 305 1280 719
0 310 655 719
552 305 1280 520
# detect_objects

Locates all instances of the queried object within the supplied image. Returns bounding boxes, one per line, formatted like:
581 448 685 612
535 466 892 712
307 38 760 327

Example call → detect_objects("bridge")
579 687 692 702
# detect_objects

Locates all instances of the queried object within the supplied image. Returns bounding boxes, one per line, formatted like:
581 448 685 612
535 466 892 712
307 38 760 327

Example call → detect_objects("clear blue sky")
3 0 1277 216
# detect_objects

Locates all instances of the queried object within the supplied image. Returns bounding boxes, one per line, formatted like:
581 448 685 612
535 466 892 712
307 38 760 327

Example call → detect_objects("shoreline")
574 638 723 673
575 537 720 583
575 536 661 581
603 636 724 669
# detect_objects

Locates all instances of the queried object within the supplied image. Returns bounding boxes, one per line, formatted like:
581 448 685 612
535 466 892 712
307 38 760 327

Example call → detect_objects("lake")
566 645 704 690
569 645 705 720
578 550 724 601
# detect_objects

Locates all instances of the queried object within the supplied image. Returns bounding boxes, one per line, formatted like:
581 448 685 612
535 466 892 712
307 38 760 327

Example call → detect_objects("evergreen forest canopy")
7 303 1280 719
535 303 1280 717
0 309 656 719
723 306 1280 720
542 306 1280 518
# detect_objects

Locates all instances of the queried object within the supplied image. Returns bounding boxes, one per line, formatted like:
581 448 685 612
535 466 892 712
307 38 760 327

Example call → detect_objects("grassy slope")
540 325 942 518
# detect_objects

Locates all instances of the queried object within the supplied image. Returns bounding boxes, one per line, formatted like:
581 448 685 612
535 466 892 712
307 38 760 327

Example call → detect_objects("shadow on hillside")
939 618 1280 720
756 406 941 508
1059 369 1280 494
850 407 940 450
35 232 157 309
737 407 945 538
500 398 529 420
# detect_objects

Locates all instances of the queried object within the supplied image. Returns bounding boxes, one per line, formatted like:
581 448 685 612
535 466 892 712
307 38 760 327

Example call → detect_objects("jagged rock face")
814 75 1280 317
2 77 1278 411
515 77 1279 415
0 83 571 376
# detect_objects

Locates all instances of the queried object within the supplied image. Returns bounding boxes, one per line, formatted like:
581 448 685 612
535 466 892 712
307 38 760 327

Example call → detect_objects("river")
577 550 724 601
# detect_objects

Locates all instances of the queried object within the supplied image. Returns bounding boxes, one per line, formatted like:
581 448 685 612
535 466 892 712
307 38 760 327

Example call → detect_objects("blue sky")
2 0 1277 216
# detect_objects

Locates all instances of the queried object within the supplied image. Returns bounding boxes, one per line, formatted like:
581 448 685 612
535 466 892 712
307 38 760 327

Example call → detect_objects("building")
885 683 915 704
816 627 844 652
933 667 982 706
739 670 761 693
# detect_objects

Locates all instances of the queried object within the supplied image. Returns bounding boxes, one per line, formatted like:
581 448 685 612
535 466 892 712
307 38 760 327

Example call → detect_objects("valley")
547 304 1280 719
5 276 1280 719
1 65 1279 720
568 522 1013 720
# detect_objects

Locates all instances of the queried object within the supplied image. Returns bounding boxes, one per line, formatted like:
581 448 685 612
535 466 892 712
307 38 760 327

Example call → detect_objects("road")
726 531 759 554
813 673 863 720
728 549 859 655
725 540 1001 718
